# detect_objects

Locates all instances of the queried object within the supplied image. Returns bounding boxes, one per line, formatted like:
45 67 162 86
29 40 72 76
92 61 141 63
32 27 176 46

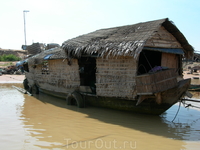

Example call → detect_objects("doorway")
78 57 96 93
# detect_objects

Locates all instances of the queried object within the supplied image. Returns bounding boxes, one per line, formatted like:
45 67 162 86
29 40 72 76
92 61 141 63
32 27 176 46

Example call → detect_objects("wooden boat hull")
34 78 191 115
189 84 200 91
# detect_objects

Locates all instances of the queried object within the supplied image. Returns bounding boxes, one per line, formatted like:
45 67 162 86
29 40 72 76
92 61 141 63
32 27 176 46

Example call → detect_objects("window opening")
137 50 162 75
42 61 49 74
23 62 29 72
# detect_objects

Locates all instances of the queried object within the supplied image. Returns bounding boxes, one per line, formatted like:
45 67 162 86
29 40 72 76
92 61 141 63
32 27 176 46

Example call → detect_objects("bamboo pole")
182 99 200 103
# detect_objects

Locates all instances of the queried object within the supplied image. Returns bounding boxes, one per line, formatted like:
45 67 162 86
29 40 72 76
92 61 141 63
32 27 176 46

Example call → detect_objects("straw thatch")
62 18 193 59
28 47 67 66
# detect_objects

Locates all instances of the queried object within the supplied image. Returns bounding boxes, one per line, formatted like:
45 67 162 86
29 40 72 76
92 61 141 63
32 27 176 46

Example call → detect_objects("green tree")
0 54 21 61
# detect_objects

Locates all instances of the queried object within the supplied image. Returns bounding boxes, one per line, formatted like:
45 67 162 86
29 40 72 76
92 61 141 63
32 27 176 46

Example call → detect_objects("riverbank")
0 49 26 59
0 74 25 83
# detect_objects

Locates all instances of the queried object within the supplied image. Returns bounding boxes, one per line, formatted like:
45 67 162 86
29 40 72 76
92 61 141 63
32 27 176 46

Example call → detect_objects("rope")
172 101 181 122
171 99 200 122
182 98 200 103
184 103 200 109
142 51 153 69
181 99 200 109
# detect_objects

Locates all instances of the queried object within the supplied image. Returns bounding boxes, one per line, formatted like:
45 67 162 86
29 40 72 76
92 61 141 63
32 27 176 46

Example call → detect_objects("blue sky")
0 0 199 52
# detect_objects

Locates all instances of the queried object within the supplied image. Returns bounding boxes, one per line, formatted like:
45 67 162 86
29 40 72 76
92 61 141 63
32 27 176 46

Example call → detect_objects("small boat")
193 77 199 79
189 84 200 91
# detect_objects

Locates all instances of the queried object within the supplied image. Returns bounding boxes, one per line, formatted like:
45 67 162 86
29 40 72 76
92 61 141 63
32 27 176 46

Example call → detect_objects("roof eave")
162 19 194 59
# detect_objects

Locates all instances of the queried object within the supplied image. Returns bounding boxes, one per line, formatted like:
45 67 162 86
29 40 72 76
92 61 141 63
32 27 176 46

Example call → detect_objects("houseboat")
23 18 193 115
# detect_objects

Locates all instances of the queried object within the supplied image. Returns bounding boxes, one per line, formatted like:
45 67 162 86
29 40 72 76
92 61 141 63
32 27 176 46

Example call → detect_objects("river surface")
0 83 200 150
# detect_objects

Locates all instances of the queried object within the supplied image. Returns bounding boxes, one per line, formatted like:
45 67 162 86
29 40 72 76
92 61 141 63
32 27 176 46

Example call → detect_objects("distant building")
193 52 200 62
22 43 60 55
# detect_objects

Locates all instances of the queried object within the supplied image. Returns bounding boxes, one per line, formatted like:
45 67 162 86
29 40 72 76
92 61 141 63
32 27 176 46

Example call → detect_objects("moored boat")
22 18 193 115
189 84 200 91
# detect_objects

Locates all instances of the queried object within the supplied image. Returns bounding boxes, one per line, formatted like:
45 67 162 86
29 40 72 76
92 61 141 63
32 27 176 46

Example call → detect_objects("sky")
0 0 200 52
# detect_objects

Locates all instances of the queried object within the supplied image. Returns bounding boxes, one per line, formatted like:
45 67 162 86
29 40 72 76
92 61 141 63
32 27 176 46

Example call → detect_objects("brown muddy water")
0 83 200 150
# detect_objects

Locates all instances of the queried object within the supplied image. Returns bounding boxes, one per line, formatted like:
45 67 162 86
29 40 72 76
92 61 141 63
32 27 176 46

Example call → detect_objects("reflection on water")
0 83 200 150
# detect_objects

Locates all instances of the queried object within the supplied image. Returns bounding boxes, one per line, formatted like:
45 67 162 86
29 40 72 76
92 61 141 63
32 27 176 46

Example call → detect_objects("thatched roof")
28 47 66 65
62 18 193 59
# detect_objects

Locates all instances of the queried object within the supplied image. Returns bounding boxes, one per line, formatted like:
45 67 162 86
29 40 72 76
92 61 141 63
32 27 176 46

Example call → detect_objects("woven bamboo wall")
28 59 80 93
136 69 177 94
96 56 137 99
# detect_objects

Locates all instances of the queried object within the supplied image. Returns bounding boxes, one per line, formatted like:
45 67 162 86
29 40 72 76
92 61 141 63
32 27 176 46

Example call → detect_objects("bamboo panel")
96 83 136 98
96 82 136 97
136 69 177 94
33 59 80 93
96 57 137 98
96 74 135 83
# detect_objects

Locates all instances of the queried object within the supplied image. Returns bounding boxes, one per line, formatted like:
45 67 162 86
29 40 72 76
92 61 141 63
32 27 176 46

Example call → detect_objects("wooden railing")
136 69 177 95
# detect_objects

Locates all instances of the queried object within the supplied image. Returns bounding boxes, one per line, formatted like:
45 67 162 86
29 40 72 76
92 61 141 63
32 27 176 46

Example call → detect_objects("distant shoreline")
0 74 25 83
0 49 26 59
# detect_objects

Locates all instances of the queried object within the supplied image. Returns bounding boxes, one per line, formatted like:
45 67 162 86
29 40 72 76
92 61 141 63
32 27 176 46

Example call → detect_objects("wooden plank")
136 69 177 94
137 92 153 95
161 53 178 68
145 26 182 48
